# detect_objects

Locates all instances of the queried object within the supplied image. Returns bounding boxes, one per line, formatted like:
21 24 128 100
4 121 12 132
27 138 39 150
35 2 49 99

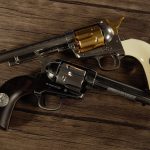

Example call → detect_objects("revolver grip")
122 39 150 90
0 76 35 130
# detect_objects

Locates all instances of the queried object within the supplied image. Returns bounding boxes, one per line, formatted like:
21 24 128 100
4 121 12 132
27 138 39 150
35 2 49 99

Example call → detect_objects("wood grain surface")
0 0 150 150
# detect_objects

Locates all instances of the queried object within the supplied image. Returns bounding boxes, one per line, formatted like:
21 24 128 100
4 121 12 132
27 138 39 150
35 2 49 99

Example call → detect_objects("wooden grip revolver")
0 60 150 130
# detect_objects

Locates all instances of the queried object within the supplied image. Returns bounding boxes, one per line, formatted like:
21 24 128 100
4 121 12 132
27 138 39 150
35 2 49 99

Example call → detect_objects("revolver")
0 60 150 130
1 18 150 89
0 18 125 68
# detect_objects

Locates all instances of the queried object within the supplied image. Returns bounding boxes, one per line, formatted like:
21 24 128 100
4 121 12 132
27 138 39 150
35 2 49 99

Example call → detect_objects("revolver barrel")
0 33 74 65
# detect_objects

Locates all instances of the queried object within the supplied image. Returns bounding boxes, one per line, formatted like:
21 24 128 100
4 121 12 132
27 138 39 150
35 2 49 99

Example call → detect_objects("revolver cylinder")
74 21 114 54
46 61 87 95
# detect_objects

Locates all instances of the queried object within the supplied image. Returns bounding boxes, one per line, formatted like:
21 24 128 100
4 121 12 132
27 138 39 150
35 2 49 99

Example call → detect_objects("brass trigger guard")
35 91 62 111
96 55 120 71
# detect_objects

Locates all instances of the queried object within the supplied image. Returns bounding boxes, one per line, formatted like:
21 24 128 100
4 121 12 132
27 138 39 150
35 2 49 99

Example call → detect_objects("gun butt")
0 76 35 130
122 39 150 90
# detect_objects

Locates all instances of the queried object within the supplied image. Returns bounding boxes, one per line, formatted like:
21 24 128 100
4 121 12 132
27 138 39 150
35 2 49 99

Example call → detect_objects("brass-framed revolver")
0 18 124 69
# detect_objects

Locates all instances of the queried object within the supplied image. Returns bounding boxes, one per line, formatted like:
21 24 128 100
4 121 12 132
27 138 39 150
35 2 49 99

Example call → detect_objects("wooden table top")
0 0 149 150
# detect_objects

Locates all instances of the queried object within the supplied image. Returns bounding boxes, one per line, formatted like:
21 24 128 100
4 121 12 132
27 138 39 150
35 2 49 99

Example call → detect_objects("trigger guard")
96 55 120 71
36 91 62 111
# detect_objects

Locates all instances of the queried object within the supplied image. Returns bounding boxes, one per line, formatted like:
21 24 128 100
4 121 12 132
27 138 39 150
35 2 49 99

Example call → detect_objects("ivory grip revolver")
0 18 150 88
0 18 124 68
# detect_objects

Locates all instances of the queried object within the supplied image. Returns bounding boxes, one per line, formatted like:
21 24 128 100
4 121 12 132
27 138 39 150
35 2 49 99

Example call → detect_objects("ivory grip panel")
122 39 150 90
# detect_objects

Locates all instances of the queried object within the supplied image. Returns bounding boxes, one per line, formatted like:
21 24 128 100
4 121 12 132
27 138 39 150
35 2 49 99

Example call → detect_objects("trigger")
96 56 104 69
111 55 120 69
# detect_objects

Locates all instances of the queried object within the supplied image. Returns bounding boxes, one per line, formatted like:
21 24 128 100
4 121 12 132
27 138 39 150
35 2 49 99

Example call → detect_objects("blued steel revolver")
0 60 150 130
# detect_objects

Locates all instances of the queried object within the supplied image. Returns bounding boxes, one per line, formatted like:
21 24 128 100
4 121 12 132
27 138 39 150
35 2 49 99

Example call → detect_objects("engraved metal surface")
0 93 9 107
74 35 124 58
99 20 114 43
56 63 86 94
